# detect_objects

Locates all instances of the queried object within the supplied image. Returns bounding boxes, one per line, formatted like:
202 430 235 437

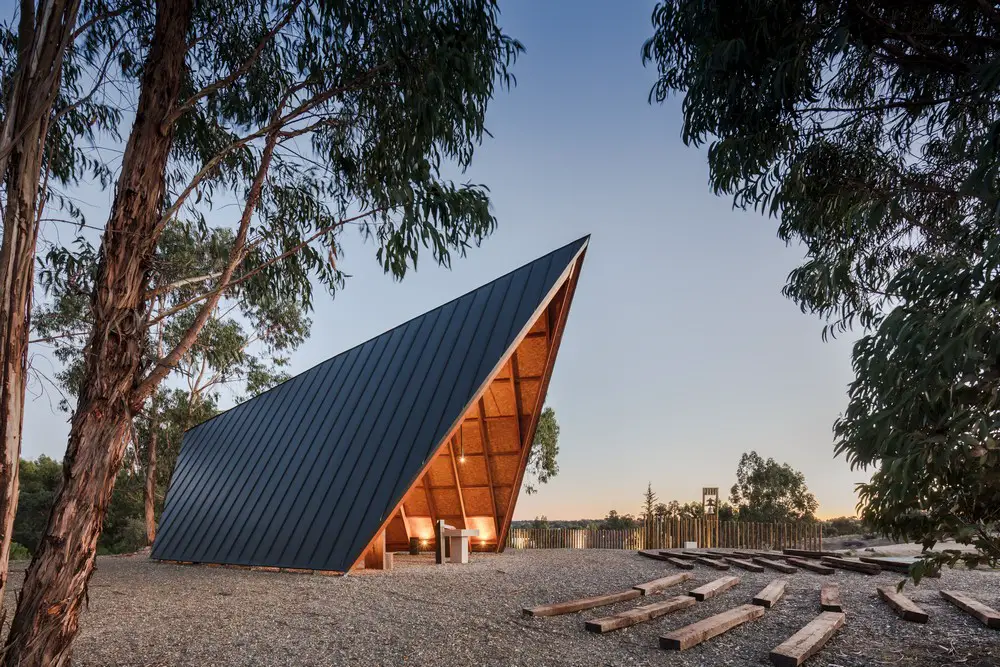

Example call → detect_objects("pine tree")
642 482 658 521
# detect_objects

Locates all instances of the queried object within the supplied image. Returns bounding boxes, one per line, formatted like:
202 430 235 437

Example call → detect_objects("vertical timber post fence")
504 519 823 550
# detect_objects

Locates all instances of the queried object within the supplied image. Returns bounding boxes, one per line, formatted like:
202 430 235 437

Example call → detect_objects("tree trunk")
2 1 193 664
144 423 158 545
0 0 80 616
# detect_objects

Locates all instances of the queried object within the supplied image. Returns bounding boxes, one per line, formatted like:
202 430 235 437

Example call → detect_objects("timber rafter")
371 244 587 557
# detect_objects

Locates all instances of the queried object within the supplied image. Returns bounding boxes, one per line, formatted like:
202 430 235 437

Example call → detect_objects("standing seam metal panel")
204 347 360 564
151 237 588 570
167 359 335 561
155 363 315 555
187 357 343 563
158 347 360 561
210 336 385 566
252 312 439 566
322 275 513 566
301 281 498 568
212 347 360 564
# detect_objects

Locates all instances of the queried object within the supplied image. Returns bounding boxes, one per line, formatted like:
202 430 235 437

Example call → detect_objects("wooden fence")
506 519 822 551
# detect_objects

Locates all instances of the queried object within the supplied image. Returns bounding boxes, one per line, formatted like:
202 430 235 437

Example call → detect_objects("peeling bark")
2 0 194 664
0 0 80 618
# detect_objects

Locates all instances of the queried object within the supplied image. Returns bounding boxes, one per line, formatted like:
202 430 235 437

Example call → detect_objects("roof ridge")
184 235 589 434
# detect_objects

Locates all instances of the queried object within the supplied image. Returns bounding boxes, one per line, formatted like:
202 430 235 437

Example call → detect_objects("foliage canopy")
3 2 525 661
645 1 1000 569
729 451 818 523
524 406 560 494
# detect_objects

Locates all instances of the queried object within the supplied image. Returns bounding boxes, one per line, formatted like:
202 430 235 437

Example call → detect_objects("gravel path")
2 550 998 666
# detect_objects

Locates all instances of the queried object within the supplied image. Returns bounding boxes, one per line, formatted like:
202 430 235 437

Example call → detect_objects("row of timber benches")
639 546 938 578
521 547 1000 666
523 568 841 665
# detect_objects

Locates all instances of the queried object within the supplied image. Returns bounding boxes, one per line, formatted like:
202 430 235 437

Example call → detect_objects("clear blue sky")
21 0 866 519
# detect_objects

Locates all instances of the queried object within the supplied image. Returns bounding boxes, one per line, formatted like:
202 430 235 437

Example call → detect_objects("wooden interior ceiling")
382 276 574 553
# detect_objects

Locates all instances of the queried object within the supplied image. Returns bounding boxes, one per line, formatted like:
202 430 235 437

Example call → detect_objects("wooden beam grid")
352 245 586 564
426 483 514 491
427 450 521 460
478 397 501 536
496 259 582 549
422 475 438 524
447 436 468 529
462 413 532 423
399 505 411 542
508 352 524 447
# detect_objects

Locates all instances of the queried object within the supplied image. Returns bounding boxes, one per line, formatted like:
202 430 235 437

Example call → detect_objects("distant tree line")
13 450 192 559
515 450 842 532
514 513 870 539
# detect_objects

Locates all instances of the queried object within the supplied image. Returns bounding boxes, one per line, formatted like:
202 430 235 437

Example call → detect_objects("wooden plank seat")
770 611 845 666
523 589 641 617
877 586 928 623
586 595 696 633
660 604 765 650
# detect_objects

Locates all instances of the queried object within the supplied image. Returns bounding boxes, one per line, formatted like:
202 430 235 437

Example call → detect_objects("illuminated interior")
377 270 578 554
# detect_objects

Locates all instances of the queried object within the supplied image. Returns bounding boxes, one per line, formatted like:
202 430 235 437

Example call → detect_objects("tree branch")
52 34 122 123
133 126 282 405
145 270 223 298
69 0 135 41
144 205 385 329
162 0 303 128
28 330 89 345
155 63 391 235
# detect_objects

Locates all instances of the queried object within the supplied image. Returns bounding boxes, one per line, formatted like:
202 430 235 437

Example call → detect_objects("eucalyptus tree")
133 388 216 544
643 1 1000 575
0 0 136 610
35 218 309 543
6 0 521 663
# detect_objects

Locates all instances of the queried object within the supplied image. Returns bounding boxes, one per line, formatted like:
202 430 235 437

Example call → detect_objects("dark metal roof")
151 236 589 572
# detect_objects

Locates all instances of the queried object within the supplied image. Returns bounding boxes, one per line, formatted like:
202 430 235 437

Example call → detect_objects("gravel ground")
824 535 979 556
2 550 998 666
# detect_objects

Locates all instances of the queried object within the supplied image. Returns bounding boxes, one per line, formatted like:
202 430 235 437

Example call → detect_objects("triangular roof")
152 236 588 572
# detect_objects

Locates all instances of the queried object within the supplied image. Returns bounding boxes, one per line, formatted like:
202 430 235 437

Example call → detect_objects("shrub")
8 542 31 561
823 516 864 538
109 517 148 555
